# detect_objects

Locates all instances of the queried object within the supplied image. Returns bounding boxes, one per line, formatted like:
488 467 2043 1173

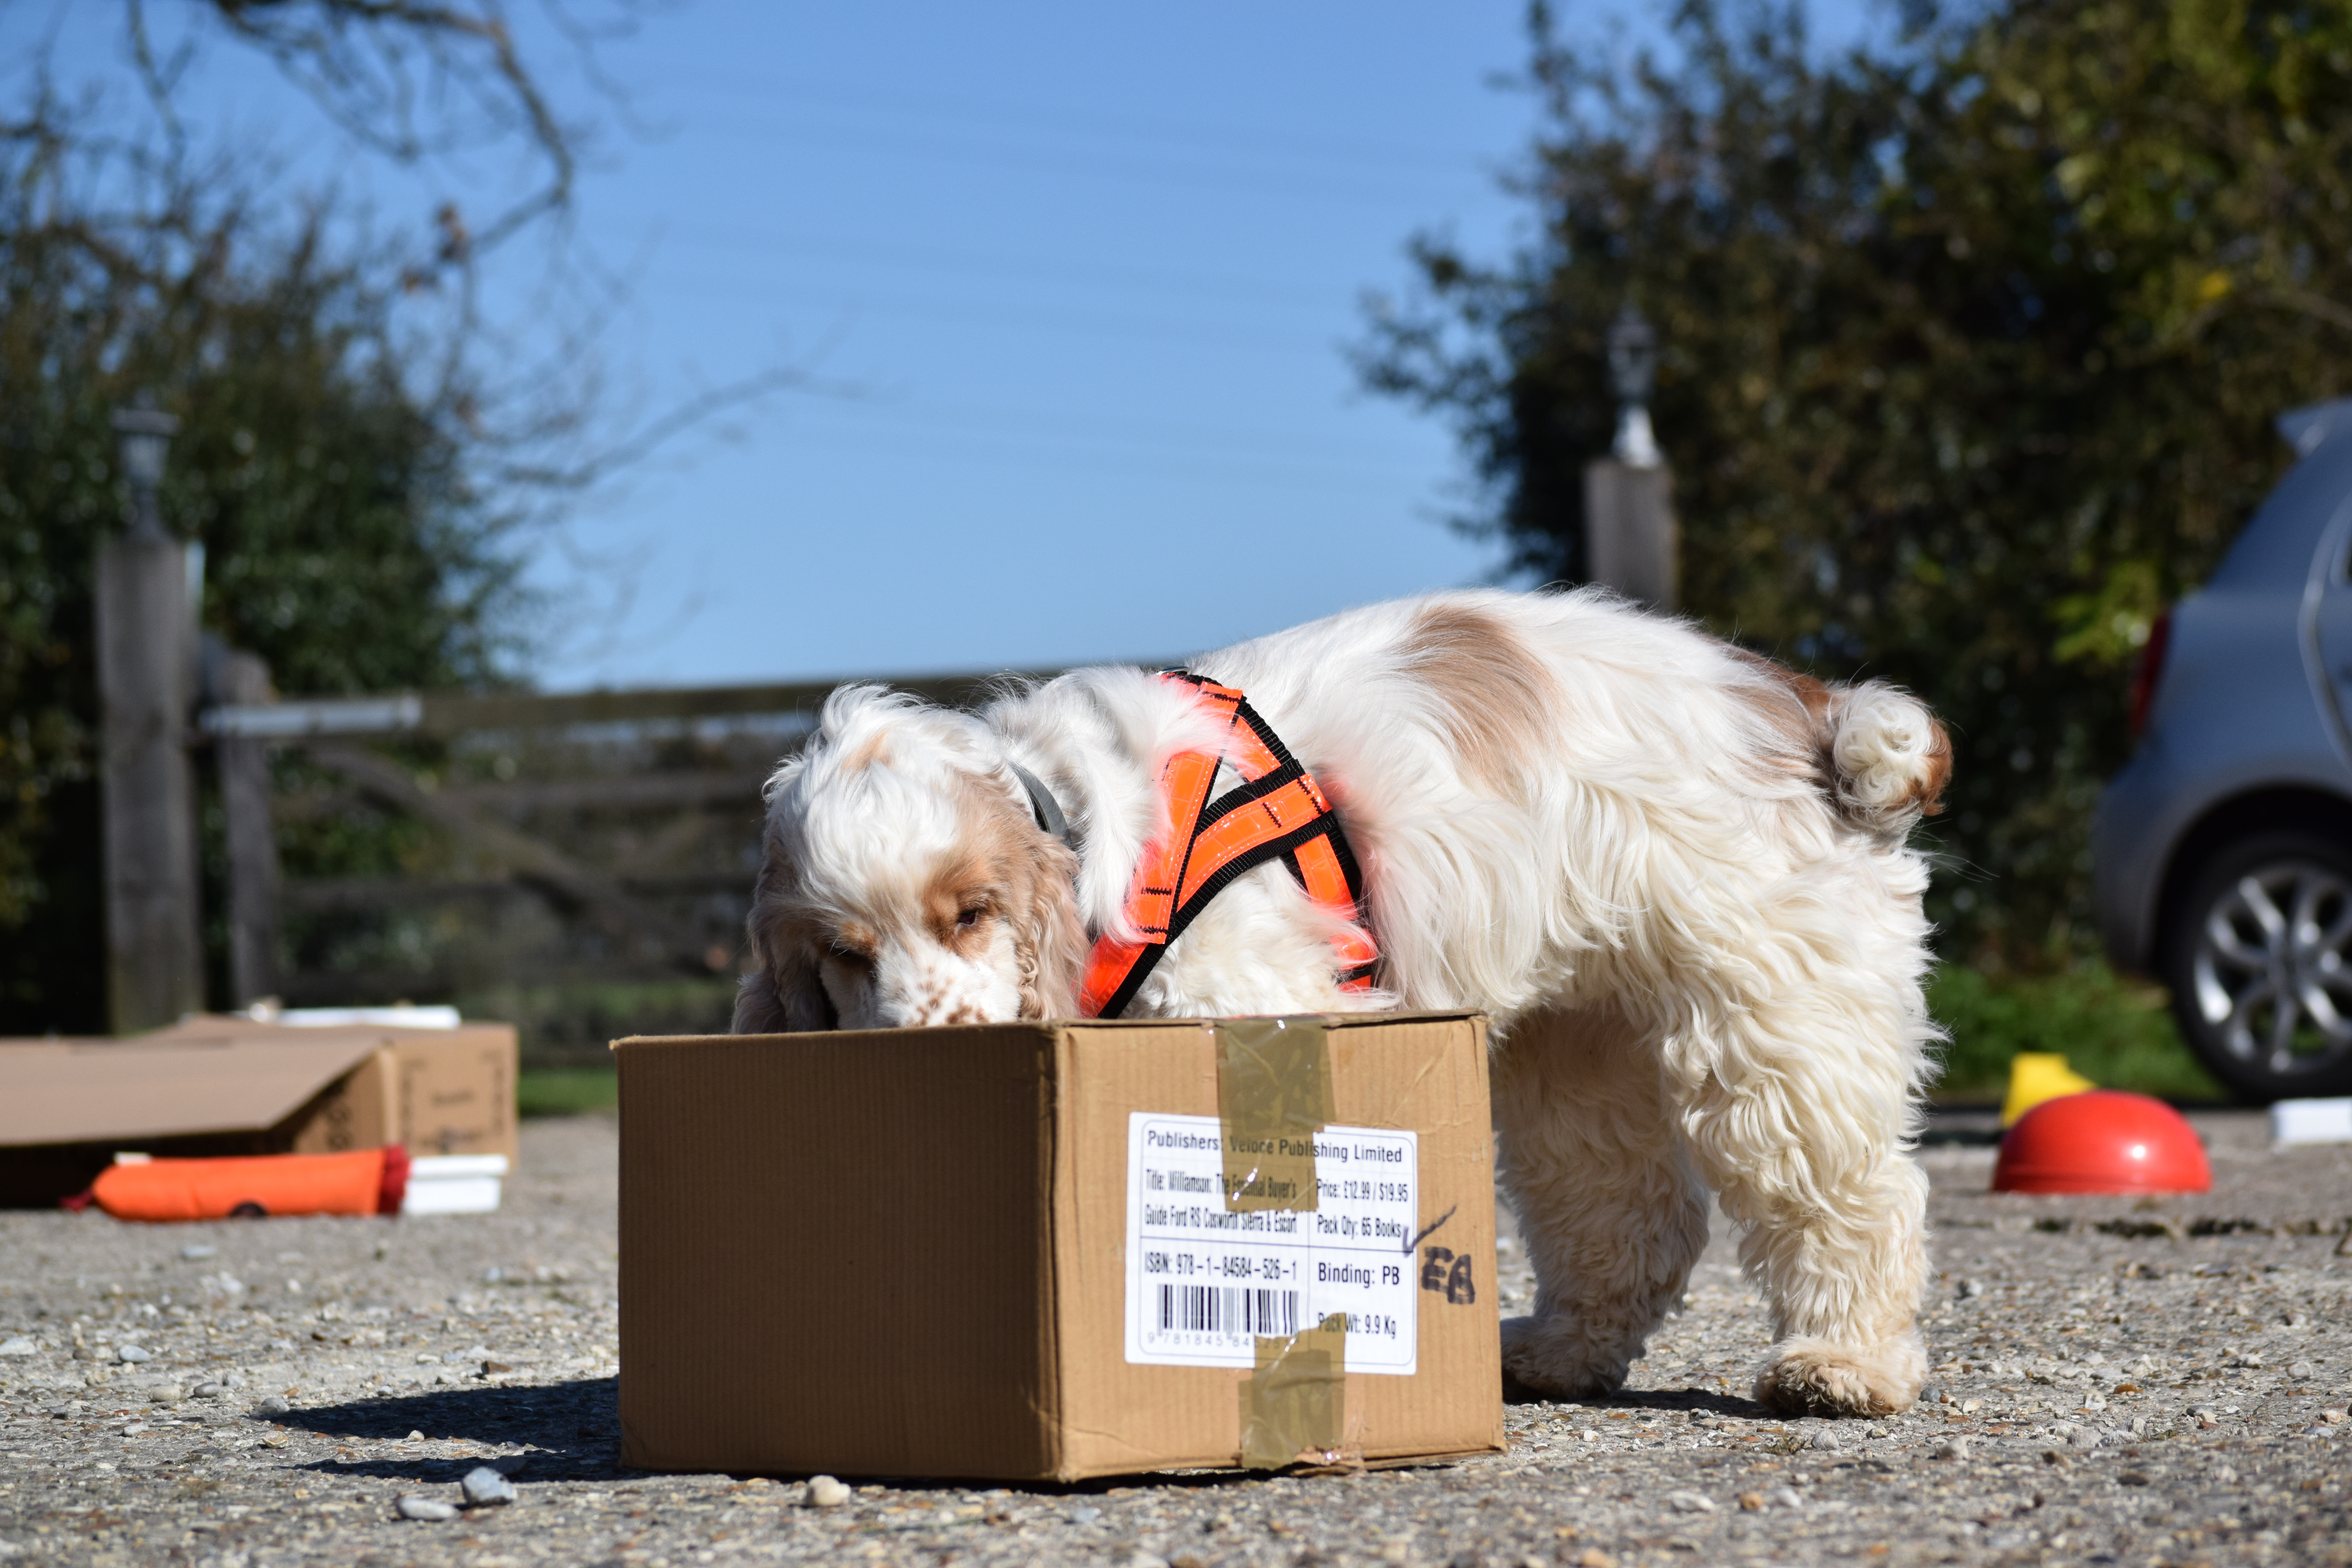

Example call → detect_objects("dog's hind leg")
1492 1003 1711 1401
1673 952 1932 1418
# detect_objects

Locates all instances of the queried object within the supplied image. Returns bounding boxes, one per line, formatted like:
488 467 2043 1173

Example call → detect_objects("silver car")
2095 397 2352 1101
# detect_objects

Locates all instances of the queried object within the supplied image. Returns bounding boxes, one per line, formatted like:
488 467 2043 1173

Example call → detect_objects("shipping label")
1124 1112 1418 1375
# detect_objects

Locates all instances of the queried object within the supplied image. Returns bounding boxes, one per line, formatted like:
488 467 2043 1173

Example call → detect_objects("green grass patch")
1927 962 2225 1102
459 977 737 1071
517 1067 619 1118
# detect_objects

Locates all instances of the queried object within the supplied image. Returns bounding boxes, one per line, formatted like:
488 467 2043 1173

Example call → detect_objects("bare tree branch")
494 362 858 493
2157 282 2352 359
2254 284 2352 337
174 0 647 267
124 0 192 159
5 9 822 678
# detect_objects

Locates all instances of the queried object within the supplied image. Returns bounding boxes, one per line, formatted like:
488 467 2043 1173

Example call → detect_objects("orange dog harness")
1078 673 1377 1019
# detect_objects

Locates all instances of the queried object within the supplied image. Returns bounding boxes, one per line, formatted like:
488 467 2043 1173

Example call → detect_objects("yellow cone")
2002 1052 2096 1127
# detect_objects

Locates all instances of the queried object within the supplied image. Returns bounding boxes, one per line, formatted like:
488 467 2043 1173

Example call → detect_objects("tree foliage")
1360 0 2352 965
0 2 809 1031
0 122 530 1029
0 0 656 1030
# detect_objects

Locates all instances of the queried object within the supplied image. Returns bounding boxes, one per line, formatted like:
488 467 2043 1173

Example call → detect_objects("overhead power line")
690 73 1510 176
695 109 1493 210
799 395 1433 472
762 421 1436 497
637 220 1339 309
648 274 1350 356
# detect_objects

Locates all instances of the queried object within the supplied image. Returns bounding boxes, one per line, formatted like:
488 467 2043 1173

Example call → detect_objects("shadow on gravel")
1594 1387 1775 1418
266 1381 1474 1496
1920 1108 2004 1146
276 1377 622 1483
1501 1372 1774 1421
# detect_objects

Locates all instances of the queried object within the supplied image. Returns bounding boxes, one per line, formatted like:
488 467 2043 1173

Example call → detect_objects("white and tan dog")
735 588 1950 1417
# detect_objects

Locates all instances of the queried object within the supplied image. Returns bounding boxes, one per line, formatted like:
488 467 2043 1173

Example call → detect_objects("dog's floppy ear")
1011 835 1087 1019
732 946 833 1034
732 842 838 1034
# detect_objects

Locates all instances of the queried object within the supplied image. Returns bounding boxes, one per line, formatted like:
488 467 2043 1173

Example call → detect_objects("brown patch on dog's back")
1401 603 1557 791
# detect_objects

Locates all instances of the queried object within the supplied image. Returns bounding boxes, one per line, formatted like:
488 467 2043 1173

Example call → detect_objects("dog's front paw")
1754 1333 1924 1417
1499 1313 1631 1403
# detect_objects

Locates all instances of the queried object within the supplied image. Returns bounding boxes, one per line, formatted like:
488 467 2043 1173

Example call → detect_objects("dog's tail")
1823 682 1951 836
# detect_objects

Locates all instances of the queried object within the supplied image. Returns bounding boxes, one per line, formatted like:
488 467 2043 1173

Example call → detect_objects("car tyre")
2161 828 2352 1103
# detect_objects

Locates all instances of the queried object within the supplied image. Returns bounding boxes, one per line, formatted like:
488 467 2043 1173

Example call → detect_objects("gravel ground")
2 1107 2348 1568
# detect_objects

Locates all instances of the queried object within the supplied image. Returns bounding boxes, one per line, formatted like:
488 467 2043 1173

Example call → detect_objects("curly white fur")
737 588 1951 1417
1830 684 1950 835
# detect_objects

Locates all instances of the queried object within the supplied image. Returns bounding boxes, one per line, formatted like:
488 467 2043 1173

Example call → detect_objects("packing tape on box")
1214 1016 1334 1213
1216 1017 1348 1466
1239 1312 1349 1469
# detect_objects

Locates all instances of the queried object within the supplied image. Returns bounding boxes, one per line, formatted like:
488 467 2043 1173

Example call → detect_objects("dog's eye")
956 906 985 929
828 943 873 969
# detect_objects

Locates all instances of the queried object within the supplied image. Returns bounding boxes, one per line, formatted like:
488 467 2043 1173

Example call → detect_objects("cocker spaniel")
735 588 1950 1418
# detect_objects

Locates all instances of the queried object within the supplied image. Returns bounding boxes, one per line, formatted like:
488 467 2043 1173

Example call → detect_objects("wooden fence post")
214 649 282 1007
95 534 205 1031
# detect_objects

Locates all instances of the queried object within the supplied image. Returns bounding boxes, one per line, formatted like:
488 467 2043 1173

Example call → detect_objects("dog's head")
734 686 1086 1031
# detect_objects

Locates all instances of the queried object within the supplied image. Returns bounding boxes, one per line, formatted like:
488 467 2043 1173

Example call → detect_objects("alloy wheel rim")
2192 860 2352 1078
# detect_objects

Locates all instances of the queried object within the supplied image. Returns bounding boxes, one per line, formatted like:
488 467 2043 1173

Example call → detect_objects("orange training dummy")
86 1146 410 1221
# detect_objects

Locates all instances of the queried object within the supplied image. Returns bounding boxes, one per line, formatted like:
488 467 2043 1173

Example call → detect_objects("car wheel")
2161 828 2352 1103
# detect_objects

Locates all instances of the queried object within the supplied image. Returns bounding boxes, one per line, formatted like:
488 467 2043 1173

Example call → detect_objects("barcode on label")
1154 1284 1300 1338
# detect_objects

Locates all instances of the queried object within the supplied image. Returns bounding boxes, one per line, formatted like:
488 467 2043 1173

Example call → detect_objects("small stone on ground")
461 1464 517 1505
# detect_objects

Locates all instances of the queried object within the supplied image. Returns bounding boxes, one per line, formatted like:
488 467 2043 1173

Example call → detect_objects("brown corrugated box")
615 1010 1502 1481
0 1015 517 1207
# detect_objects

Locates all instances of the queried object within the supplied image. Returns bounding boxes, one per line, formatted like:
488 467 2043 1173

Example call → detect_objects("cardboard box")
0 1015 517 1208
615 1011 1501 1481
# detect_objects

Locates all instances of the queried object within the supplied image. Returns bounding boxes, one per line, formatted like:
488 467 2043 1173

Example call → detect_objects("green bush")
517 1068 620 1119
1359 0 2352 967
1927 963 2223 1102
0 134 526 1031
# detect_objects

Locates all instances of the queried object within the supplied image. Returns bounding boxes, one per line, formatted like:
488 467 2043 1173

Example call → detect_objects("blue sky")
27 1 1877 691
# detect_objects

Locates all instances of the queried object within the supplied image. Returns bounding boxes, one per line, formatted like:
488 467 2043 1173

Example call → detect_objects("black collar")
1008 761 1071 844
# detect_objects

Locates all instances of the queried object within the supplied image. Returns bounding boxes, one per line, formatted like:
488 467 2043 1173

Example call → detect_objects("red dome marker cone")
1992 1090 2211 1195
